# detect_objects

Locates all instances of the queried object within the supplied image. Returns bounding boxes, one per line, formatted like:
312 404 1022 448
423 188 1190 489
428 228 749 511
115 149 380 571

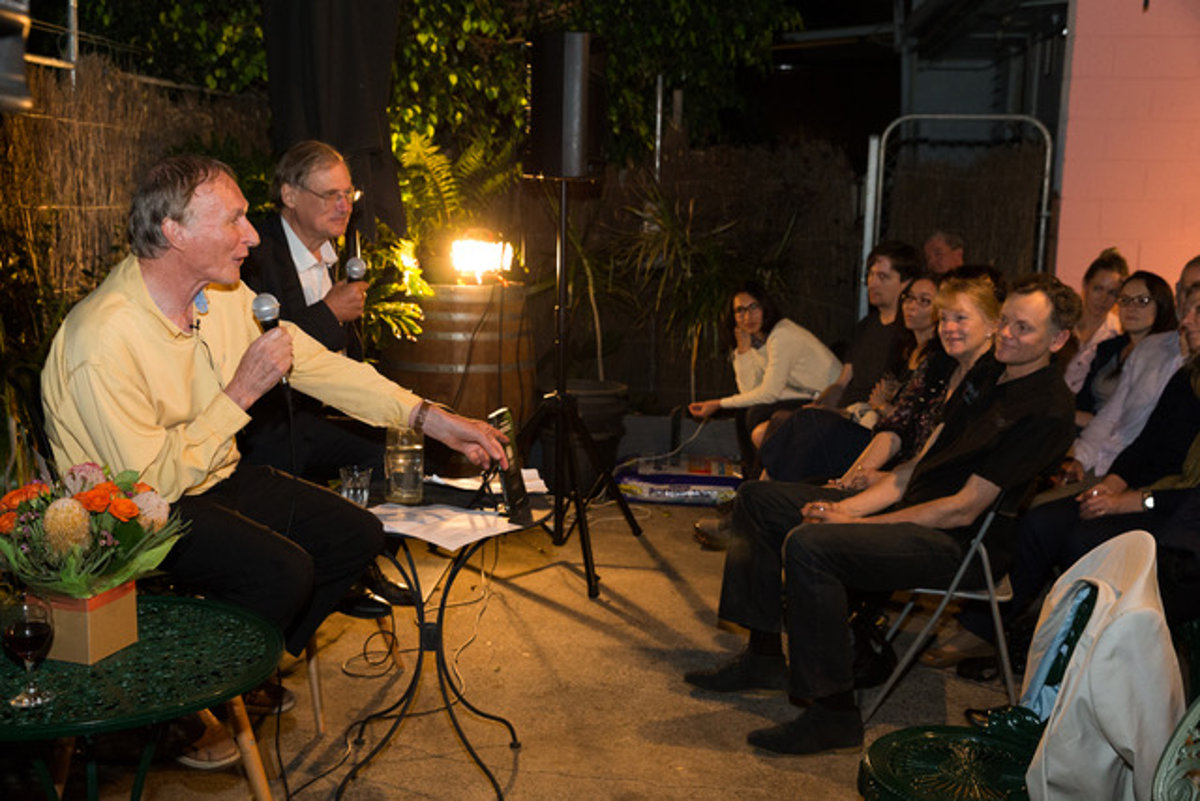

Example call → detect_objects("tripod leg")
516 392 552 459
563 395 643 537
563 426 600 598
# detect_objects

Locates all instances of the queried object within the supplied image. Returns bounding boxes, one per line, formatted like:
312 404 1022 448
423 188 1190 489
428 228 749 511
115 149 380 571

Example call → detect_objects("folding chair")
863 489 1023 722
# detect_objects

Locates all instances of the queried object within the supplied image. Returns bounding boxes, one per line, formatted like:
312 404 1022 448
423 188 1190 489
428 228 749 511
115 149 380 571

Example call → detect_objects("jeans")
718 480 976 699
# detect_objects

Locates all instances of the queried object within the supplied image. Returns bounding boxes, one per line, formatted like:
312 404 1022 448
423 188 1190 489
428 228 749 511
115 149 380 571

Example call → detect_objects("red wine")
3 621 53 666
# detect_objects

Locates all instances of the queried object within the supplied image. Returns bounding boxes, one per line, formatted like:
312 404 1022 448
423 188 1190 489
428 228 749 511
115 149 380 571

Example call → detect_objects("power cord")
569 411 713 505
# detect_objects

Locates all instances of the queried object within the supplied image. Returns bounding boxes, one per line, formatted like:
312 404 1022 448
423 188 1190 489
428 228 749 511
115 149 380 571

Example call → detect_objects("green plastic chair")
1151 693 1200 800
858 726 1032 801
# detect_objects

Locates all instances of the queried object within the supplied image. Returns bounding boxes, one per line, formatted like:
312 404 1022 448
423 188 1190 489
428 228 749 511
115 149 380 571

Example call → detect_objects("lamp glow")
451 234 513 284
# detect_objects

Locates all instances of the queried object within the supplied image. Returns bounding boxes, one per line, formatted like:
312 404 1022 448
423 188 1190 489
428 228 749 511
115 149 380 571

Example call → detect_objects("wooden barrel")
381 283 536 425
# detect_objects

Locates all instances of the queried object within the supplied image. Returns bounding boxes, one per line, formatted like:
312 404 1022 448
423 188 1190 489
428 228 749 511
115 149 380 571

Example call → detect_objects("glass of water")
339 465 372 507
386 427 424 505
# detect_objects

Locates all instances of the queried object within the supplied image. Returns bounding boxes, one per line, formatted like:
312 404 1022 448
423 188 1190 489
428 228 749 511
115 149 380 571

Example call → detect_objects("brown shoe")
243 677 295 715
920 628 994 668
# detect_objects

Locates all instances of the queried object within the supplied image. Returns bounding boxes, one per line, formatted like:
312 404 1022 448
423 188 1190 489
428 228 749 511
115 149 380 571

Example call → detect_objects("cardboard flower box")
44 581 138 665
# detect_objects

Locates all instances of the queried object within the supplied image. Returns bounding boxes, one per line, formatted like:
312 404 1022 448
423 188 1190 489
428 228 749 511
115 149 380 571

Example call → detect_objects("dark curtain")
261 0 406 239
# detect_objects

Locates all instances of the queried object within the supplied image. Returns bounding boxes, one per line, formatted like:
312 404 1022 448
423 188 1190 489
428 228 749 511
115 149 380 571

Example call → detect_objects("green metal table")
0 594 283 800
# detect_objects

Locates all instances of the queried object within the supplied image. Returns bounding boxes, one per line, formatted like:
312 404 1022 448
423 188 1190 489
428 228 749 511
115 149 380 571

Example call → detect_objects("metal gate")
860 113 1052 315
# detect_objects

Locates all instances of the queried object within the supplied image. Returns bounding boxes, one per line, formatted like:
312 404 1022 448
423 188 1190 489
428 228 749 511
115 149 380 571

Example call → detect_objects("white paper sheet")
370 503 524 550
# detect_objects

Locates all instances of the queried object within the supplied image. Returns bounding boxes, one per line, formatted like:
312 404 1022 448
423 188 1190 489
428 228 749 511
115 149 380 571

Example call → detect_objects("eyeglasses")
901 293 933 308
733 302 761 316
299 184 363 205
1117 294 1153 308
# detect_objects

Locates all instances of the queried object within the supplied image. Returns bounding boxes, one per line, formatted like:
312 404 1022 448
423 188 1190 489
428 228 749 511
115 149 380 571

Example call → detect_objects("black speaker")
0 0 32 113
526 31 603 180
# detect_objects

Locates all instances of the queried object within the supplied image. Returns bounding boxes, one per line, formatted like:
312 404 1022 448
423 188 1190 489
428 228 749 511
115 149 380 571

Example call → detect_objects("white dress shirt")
280 217 337 305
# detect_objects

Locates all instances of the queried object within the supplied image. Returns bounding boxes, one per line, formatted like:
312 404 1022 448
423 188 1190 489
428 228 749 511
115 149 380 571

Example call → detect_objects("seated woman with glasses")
856 273 940 423
1075 271 1177 428
687 281 842 480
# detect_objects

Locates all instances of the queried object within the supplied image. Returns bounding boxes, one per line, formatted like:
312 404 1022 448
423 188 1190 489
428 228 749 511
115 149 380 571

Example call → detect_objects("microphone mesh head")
251 293 281 323
345 257 367 281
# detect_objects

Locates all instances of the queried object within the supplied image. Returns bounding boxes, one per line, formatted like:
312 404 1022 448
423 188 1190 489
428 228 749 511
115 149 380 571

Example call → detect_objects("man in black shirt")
757 240 919 483
686 274 1080 756
958 283 1200 640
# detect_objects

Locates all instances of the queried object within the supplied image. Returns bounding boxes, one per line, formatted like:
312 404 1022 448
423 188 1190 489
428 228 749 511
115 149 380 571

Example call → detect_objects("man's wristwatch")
1141 489 1155 512
413 400 432 434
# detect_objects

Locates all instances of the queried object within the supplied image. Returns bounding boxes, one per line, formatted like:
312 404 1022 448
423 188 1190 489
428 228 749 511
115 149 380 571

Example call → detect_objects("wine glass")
2 594 55 708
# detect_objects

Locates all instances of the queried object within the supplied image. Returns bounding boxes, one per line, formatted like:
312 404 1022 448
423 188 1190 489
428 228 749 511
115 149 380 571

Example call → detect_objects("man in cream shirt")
42 154 505 659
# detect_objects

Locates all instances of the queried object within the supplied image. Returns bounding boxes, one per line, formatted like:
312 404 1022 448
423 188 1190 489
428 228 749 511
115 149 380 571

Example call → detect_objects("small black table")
0 595 283 800
346 488 529 800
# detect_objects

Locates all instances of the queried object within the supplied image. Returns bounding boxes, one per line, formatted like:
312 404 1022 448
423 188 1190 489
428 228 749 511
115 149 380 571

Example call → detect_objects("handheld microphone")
251 292 281 330
251 293 288 385
345 256 367 282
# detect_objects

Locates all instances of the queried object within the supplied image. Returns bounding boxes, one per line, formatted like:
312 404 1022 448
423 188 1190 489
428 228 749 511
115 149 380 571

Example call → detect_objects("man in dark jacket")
240 141 400 609
239 140 382 482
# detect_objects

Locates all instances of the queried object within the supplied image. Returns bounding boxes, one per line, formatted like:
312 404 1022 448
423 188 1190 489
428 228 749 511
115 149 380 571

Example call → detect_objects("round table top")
0 594 283 741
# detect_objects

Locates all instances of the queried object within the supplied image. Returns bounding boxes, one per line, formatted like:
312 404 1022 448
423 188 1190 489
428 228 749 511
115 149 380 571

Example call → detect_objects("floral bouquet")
0 463 187 598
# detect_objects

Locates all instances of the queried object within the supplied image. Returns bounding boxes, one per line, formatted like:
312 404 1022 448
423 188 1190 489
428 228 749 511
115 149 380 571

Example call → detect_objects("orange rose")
108 497 139 522
0 511 15 534
74 486 113 513
92 481 121 497
1 482 49 511
133 482 154 494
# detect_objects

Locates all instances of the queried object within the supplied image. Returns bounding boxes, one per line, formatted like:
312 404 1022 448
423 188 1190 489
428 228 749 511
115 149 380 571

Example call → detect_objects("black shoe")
684 651 788 693
747 704 863 755
362 562 415 606
693 516 732 551
335 583 391 619
850 609 897 689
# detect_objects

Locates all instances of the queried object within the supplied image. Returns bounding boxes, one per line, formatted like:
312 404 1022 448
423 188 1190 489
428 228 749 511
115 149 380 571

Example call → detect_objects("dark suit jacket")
237 213 376 477
242 213 355 355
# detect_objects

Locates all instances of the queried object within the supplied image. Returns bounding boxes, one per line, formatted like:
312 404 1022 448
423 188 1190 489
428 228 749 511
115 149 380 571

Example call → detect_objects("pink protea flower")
63 462 106 495
132 491 170 532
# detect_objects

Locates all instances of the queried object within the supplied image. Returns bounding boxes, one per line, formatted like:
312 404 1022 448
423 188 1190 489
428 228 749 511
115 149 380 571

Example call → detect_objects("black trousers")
735 400 810 479
239 402 385 485
719 480 976 699
164 464 385 655
758 407 873 483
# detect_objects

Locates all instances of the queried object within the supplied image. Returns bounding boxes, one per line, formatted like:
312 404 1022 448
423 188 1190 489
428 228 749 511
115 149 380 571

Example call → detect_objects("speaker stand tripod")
518 179 641 598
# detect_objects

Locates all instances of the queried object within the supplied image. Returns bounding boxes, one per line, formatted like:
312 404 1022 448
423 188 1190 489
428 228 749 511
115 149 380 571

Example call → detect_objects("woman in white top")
689 282 841 476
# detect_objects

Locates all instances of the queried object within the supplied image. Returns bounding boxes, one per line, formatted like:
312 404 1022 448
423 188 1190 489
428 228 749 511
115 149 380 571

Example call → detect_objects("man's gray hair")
128 155 235 259
272 140 346 204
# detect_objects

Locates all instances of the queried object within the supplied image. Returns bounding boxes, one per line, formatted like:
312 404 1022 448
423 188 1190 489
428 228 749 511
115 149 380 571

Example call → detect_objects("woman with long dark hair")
1076 270 1177 426
688 282 841 477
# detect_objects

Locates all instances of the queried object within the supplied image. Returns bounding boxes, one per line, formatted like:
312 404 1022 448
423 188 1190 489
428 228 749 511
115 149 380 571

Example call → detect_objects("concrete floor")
26 499 1009 800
